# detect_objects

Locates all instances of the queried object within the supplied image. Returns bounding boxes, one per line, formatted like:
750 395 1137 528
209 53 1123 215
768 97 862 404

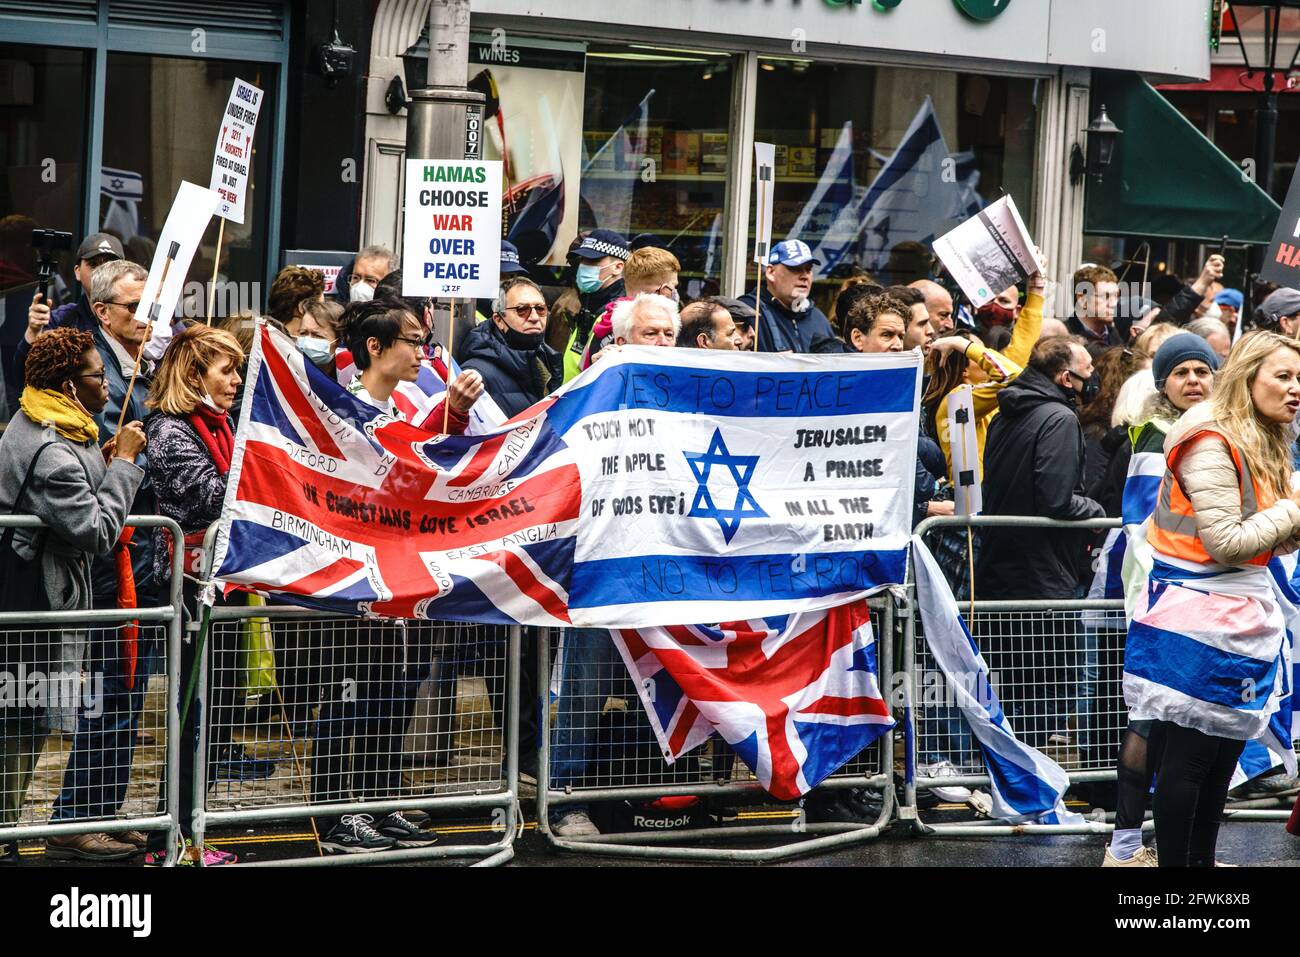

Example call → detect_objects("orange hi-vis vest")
1147 423 1275 567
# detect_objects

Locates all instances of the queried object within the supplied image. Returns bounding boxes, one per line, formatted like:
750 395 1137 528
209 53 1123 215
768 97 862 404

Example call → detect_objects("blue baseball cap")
571 228 631 262
1214 288 1244 311
768 239 820 268
500 240 526 275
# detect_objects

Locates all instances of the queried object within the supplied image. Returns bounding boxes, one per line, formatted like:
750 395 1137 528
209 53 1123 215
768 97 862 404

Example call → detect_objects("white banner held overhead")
136 181 221 362
208 78 264 225
753 142 776 264
402 158 504 300
947 384 982 516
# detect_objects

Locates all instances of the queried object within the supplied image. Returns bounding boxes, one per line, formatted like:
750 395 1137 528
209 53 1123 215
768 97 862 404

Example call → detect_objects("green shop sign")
820 0 1009 16
821 0 905 8
951 0 1010 21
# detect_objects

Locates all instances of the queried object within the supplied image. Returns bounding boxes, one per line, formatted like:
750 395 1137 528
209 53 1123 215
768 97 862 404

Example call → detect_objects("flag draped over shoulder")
1100 440 1298 785
911 536 1082 824
211 323 923 628
609 600 894 800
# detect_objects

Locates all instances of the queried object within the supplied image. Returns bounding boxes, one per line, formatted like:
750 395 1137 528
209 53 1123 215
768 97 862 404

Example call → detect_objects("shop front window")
0 44 90 424
749 59 1038 321
579 45 737 298
100 54 275 322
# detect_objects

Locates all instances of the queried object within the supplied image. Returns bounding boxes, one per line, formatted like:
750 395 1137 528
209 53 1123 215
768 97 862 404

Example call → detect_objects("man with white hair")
549 293 679 839
611 292 679 347
1183 316 1231 360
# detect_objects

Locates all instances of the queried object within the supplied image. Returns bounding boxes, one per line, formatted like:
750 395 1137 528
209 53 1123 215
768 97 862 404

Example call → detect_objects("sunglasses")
505 303 549 319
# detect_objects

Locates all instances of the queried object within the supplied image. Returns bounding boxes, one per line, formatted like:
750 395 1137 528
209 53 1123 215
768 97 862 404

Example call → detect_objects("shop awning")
1156 64 1300 95
1084 71 1281 244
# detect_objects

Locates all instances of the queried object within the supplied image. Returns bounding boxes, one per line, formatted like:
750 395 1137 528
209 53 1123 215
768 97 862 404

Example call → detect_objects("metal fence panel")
536 599 895 862
0 516 184 863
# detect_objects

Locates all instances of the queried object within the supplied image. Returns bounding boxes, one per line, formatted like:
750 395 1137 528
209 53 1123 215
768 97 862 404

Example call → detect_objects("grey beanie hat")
1152 332 1219 390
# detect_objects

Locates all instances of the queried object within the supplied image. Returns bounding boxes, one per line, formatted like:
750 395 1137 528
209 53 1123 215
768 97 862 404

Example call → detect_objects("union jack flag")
609 600 894 799
211 322 578 624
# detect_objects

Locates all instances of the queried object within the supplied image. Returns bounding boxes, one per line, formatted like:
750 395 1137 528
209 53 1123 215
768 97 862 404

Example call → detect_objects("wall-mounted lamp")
1069 104 1122 186
402 26 431 94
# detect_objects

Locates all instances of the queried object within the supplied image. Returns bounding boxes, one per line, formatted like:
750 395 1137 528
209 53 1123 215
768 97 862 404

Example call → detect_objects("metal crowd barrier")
0 515 186 865
535 596 897 863
189 523 519 866
904 514 1300 836
901 514 1129 837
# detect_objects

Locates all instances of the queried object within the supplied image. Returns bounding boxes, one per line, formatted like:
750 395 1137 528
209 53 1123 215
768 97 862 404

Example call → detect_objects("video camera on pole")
31 228 73 300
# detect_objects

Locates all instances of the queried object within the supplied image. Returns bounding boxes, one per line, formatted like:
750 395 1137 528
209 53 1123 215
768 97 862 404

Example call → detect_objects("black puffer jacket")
976 366 1105 599
460 320 563 419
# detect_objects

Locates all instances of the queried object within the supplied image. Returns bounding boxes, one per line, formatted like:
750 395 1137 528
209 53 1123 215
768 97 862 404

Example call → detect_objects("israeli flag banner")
560 347 923 627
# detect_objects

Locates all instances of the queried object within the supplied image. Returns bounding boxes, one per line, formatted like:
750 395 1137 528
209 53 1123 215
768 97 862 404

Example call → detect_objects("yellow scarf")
20 386 99 443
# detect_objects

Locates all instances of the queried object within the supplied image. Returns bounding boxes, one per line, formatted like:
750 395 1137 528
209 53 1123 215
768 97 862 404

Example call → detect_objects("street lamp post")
402 0 485 355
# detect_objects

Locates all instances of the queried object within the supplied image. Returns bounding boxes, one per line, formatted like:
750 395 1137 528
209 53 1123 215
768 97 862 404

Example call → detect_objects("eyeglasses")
105 300 141 312
393 335 426 349
505 303 548 319
76 371 107 383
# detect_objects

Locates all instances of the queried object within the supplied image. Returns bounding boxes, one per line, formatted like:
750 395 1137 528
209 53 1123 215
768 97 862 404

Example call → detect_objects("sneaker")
375 812 438 847
1103 845 1158 867
501 762 538 787
550 809 600 837
319 815 396 854
211 744 277 782
1237 770 1300 799
843 787 885 821
803 789 875 824
707 801 741 823
116 830 148 850
920 760 973 803
45 832 138 861
521 752 540 786
967 789 994 817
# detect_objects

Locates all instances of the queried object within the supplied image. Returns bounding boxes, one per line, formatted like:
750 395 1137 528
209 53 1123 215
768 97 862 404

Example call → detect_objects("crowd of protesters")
3 220 1300 866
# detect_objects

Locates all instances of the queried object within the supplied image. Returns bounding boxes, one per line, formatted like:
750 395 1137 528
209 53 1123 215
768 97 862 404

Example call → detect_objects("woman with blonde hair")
141 324 250 865
1125 331 1300 867
1098 335 1218 866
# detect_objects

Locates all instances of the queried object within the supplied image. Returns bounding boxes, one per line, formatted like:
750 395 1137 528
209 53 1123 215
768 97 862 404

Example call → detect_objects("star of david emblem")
683 429 767 543
111 178 124 190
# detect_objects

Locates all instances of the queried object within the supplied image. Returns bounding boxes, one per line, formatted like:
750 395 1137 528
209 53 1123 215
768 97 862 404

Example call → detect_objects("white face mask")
200 392 223 412
350 281 375 303
790 294 811 314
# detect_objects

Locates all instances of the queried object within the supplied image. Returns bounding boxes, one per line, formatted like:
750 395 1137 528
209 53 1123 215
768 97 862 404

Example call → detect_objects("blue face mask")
296 336 333 366
576 263 607 294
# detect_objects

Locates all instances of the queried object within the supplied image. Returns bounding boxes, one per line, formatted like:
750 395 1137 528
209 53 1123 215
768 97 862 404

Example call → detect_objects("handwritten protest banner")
213 327 921 628
208 78 263 225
